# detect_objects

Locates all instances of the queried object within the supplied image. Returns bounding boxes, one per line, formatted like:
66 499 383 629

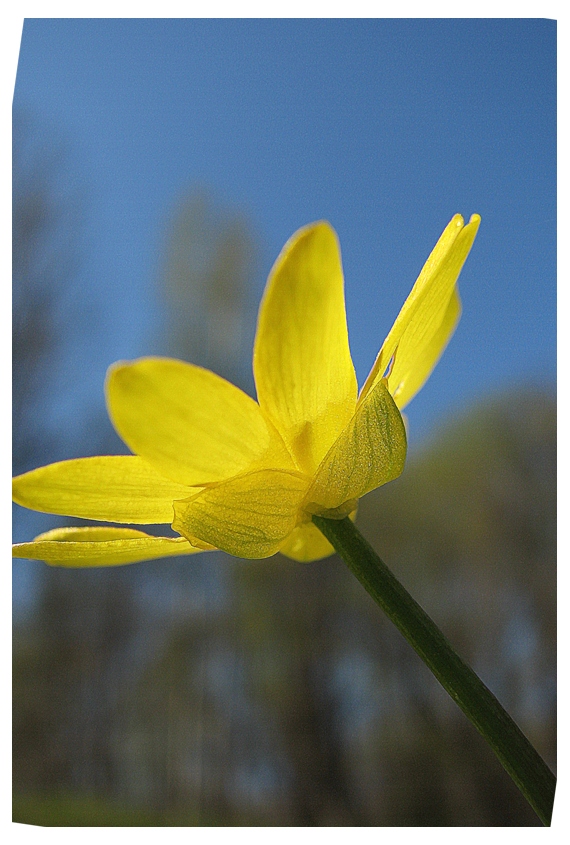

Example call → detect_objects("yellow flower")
13 214 480 566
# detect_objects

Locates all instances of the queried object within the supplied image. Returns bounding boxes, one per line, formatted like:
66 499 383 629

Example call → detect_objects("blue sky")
13 18 556 447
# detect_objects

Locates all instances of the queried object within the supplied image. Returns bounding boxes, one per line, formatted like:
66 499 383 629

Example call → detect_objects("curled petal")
12 456 192 524
305 379 406 514
254 222 358 473
106 357 293 487
391 287 461 409
12 527 208 567
361 214 480 409
173 469 310 559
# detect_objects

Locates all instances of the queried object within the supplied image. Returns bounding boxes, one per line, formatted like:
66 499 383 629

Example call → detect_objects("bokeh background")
13 19 556 826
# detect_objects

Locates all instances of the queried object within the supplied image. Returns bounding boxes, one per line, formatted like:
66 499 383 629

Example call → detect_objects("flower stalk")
312 514 556 826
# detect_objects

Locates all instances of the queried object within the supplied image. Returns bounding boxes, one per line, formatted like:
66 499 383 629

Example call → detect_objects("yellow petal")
106 357 292 486
253 222 358 474
173 469 310 559
391 287 461 409
305 379 407 514
279 521 336 563
279 508 357 563
12 526 206 567
12 456 192 524
360 214 480 408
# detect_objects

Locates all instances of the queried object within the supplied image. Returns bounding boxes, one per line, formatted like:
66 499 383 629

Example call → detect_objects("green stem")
312 515 556 826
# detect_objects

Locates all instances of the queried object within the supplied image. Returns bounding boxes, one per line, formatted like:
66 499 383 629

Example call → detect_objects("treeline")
13 389 556 826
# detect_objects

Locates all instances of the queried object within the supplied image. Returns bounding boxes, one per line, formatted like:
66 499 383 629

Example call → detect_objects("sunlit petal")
12 456 193 524
253 222 358 474
391 287 461 409
360 214 480 408
305 379 407 514
106 357 293 486
12 526 208 567
173 469 310 559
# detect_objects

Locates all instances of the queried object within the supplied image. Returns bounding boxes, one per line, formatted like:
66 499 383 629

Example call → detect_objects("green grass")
13 793 205 826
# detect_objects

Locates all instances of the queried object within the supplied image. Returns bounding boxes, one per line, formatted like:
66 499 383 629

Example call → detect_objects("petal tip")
105 359 131 391
106 359 130 376
288 219 338 248
105 358 152 406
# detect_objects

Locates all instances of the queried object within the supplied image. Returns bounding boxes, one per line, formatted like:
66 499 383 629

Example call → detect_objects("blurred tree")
233 556 370 825
12 110 83 476
12 113 140 816
159 189 257 390
13 382 556 825
355 387 556 824
13 568 138 795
